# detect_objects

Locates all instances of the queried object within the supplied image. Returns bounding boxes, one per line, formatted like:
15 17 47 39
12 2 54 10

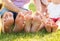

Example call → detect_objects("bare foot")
51 23 58 32
45 21 52 32
31 13 41 32
44 19 53 32
13 12 24 32
44 19 58 32
56 20 60 30
34 12 44 32
3 12 14 33
24 11 32 32
37 22 44 31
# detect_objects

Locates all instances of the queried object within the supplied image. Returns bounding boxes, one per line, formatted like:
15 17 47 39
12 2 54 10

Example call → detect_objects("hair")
0 0 4 10
0 4 3 9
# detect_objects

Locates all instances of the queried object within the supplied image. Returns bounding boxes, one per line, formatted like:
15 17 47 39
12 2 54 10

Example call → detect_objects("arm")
41 0 48 6
41 0 49 18
34 0 42 12
2 0 22 13
34 0 48 17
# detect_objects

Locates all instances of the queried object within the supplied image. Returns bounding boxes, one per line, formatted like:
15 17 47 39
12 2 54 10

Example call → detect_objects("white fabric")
47 2 60 18
23 1 31 9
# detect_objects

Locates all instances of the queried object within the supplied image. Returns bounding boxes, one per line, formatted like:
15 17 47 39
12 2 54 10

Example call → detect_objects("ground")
0 29 60 41
0 1 60 41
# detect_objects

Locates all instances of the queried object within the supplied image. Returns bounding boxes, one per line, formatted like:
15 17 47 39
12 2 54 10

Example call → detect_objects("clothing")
11 0 30 19
0 8 17 19
47 2 60 18
12 12 17 20
12 0 30 9
0 8 8 15
51 18 60 22
1 0 30 18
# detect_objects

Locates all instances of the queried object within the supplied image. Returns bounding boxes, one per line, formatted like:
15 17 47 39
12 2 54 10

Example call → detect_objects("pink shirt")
12 0 30 8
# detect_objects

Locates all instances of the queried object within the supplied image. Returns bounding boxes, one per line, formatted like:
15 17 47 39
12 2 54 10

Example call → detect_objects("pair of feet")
2 12 25 33
35 12 58 33
44 18 58 32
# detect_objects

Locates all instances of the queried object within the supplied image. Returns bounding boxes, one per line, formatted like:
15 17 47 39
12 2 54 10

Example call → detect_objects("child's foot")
45 19 58 32
37 23 44 31
52 23 58 32
13 12 24 32
44 19 52 32
34 12 44 31
31 14 41 32
24 11 32 32
3 12 14 33
45 22 52 32
56 20 60 30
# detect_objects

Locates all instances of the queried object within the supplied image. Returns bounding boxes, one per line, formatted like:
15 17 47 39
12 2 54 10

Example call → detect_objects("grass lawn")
0 3 60 41
0 29 60 41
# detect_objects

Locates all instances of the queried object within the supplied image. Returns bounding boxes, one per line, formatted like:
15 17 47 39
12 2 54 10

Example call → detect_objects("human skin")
2 0 30 13
13 12 25 32
31 12 42 32
2 12 14 33
34 0 49 18
24 11 32 32
2 0 21 13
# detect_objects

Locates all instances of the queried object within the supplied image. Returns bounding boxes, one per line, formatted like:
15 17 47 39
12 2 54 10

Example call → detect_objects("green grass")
0 3 60 41
29 3 36 12
0 29 60 41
